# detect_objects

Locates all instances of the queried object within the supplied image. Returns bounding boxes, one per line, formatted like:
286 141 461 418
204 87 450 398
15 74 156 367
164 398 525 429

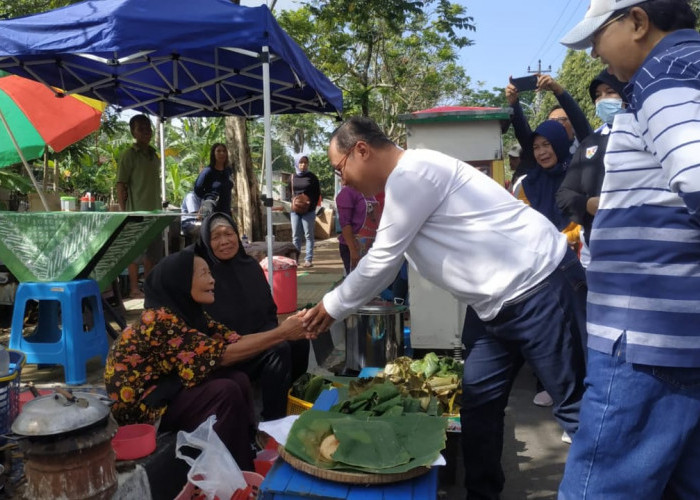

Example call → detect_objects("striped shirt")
588 30 700 367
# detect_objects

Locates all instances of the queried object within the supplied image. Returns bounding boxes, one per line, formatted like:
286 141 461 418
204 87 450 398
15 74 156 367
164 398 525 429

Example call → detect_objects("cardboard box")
28 192 61 211
314 207 334 240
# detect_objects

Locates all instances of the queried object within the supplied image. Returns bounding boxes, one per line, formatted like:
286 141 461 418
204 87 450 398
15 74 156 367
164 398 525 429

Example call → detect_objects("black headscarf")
195 213 278 335
143 249 210 334
588 69 627 105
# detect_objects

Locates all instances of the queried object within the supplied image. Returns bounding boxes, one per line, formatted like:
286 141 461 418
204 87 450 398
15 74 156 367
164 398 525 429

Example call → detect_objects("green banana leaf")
332 419 411 469
285 410 447 474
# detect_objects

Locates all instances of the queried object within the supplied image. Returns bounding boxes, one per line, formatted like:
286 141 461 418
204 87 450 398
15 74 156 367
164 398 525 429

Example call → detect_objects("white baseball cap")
561 0 645 50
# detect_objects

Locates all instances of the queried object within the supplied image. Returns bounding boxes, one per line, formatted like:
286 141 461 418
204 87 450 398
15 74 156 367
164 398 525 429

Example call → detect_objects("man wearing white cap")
560 1 700 498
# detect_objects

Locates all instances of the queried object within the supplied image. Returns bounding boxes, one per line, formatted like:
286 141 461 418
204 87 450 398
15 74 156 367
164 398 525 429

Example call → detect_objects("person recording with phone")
506 74 592 412
506 74 592 163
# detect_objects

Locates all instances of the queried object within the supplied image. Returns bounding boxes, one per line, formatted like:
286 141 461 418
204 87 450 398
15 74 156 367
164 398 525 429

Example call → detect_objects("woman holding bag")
289 153 320 268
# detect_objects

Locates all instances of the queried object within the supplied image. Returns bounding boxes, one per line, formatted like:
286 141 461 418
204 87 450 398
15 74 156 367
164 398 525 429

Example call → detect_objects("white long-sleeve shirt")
324 149 567 323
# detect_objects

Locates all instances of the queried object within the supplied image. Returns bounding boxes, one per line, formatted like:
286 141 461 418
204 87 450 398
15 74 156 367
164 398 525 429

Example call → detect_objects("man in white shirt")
302 116 587 498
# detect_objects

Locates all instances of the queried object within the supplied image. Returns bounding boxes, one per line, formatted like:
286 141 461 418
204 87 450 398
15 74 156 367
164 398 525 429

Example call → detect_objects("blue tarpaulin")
0 0 342 119
0 0 343 287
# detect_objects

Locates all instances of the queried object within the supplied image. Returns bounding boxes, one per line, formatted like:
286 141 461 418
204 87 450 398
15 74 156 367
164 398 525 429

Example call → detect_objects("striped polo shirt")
587 30 700 368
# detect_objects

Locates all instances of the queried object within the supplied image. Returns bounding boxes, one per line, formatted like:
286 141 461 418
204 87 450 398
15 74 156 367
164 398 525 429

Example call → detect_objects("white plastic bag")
175 415 247 500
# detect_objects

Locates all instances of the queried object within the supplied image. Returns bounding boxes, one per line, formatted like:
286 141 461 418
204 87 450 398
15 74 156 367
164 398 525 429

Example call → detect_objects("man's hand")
349 244 361 270
301 302 335 337
586 196 600 216
116 182 128 211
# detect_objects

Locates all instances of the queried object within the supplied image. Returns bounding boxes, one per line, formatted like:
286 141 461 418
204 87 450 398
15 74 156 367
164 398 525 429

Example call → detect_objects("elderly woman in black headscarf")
195 212 310 421
105 249 307 470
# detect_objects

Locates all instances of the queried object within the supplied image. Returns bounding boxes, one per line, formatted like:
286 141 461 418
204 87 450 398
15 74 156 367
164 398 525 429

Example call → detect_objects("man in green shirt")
116 114 162 298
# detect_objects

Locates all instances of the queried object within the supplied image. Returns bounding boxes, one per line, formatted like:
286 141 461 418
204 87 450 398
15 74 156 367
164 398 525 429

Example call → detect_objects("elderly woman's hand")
280 312 309 340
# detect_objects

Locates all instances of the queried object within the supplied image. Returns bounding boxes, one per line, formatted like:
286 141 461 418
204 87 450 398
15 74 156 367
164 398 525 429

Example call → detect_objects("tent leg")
263 46 275 291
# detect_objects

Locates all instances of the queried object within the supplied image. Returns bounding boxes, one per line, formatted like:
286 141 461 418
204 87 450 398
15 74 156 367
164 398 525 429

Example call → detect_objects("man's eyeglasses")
592 12 626 45
552 117 569 124
333 143 358 177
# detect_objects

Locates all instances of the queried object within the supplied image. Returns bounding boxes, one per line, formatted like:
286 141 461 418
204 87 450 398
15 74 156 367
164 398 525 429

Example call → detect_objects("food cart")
397 106 512 352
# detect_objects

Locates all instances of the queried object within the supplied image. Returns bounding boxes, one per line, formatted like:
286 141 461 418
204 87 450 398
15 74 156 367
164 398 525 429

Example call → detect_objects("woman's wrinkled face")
533 135 558 169
191 256 215 304
298 156 309 172
210 224 239 261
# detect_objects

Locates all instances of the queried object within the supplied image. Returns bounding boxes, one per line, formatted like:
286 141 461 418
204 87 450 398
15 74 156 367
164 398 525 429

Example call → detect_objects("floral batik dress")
104 307 241 425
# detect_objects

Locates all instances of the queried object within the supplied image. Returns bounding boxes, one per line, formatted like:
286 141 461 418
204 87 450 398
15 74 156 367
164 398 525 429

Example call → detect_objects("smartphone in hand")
510 75 538 92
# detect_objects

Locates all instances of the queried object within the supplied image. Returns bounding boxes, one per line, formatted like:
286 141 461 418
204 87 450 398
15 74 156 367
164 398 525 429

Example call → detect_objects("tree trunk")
225 116 264 240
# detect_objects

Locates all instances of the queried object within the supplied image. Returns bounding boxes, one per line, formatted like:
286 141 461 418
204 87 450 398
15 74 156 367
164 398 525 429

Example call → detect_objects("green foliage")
0 0 76 19
0 166 34 193
278 0 475 142
307 151 335 199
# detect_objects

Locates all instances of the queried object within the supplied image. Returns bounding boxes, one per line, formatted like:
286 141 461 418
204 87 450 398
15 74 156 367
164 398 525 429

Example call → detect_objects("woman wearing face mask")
556 70 627 267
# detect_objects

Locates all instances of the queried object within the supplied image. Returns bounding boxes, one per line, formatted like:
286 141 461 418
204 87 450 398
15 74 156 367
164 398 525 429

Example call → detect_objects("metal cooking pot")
344 299 408 372
12 389 112 437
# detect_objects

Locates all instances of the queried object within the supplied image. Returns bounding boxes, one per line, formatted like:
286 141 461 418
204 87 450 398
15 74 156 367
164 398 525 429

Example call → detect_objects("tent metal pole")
263 46 275 291
158 118 166 206
0 109 50 211
158 117 169 256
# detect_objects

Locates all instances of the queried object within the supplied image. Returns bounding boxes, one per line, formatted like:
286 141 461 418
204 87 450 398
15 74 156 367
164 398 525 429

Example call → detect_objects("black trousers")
235 338 310 420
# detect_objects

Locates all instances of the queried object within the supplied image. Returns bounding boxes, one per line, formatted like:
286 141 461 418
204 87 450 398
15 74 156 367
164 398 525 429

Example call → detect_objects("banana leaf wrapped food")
285 409 447 474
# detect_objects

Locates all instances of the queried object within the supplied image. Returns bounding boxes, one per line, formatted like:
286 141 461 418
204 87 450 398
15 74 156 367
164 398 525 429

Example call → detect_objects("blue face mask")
595 98 624 125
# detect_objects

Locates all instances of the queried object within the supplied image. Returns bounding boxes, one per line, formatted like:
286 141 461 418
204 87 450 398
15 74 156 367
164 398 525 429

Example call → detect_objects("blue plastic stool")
9 279 109 385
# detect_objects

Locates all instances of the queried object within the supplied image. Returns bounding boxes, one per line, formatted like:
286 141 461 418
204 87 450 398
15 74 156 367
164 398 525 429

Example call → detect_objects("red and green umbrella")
0 72 104 167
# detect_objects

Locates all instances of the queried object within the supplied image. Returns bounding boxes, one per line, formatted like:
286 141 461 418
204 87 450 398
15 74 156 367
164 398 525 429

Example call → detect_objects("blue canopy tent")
0 0 343 287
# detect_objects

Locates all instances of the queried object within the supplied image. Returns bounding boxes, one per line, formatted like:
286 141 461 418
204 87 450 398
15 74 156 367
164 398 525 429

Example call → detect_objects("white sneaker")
533 390 553 407
561 432 572 444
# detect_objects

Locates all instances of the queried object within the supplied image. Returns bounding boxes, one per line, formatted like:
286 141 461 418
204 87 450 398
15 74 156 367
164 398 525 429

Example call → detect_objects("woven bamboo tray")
278 447 431 484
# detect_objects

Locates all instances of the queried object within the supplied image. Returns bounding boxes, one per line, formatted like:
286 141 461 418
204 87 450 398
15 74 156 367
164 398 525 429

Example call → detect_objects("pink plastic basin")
111 423 156 461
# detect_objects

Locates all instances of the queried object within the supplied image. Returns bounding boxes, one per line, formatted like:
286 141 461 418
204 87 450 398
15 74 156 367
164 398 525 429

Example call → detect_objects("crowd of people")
300 1 700 498
104 0 700 498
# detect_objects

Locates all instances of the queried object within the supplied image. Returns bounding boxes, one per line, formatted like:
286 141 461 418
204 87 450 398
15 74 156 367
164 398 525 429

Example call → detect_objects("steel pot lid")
11 390 112 437
357 298 407 314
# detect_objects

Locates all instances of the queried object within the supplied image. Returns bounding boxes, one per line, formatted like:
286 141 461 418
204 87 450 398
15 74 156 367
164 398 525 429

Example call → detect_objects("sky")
241 0 591 92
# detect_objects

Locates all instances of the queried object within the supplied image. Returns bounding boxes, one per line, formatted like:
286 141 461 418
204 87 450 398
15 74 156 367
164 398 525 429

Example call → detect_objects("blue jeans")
291 210 315 263
559 340 700 499
460 249 587 499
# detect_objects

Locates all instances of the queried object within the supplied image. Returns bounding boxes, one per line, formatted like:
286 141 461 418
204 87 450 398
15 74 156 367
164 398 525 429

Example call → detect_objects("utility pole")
527 60 552 76
527 60 552 116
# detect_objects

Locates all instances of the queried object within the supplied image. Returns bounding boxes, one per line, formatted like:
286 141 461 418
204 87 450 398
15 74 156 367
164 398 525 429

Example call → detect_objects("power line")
539 3 588 64
528 0 577 69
